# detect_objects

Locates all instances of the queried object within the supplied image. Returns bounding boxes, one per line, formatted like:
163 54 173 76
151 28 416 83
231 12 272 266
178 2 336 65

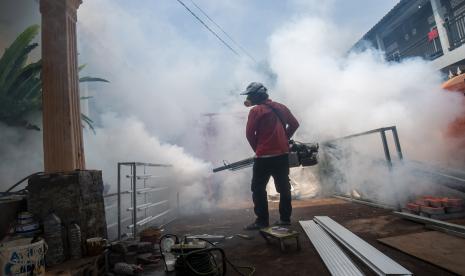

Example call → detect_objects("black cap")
240 82 268 95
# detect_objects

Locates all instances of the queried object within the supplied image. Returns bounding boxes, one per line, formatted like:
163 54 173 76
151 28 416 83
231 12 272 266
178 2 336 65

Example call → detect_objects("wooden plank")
378 231 465 275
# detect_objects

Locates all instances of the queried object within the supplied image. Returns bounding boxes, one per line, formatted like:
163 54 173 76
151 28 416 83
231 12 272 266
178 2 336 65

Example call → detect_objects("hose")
0 172 44 198
5 172 43 193
158 234 255 276
194 238 255 276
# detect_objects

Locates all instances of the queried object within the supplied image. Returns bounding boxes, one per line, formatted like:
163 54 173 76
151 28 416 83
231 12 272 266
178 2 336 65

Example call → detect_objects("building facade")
353 0 465 73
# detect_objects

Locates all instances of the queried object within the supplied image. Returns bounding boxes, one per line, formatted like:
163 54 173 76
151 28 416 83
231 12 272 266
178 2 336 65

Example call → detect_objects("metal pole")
143 164 147 227
177 191 180 217
132 163 137 238
391 126 403 160
380 130 392 167
117 163 121 240
430 0 451 53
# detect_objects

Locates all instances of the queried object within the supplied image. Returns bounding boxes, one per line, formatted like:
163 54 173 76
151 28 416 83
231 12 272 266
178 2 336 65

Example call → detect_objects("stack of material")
404 196 465 220
300 217 412 276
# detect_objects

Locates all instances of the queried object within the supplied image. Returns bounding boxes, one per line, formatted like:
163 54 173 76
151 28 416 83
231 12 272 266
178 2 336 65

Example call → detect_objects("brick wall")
27 170 107 244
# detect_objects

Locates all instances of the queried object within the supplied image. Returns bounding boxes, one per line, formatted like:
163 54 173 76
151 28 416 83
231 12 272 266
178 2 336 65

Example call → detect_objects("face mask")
244 100 252 107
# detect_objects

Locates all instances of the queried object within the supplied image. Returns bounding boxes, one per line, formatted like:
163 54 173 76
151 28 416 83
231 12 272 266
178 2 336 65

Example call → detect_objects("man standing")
242 82 300 230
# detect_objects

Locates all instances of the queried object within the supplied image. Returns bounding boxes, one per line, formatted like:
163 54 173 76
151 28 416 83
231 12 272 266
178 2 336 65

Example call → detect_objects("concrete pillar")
40 0 85 173
431 0 451 53
376 34 385 51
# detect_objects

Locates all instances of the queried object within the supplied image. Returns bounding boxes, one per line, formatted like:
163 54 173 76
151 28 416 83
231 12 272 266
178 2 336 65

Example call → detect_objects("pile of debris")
107 240 159 275
404 196 464 220
107 227 163 275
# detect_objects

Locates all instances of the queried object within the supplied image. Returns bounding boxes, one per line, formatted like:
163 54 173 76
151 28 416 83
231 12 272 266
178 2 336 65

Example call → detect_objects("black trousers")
251 154 292 225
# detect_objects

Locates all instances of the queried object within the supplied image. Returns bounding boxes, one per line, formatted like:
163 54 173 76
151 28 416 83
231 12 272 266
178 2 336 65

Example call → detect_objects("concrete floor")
145 197 456 275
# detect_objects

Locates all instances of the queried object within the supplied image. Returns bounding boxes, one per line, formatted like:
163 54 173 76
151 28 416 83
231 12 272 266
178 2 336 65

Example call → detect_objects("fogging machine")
212 140 319 173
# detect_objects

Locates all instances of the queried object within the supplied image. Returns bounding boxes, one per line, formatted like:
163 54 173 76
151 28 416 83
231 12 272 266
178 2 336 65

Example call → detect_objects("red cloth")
246 99 299 157
428 28 439 41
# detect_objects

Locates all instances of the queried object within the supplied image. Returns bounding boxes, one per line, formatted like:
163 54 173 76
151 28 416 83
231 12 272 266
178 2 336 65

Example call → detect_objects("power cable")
188 0 258 63
175 0 240 57
159 234 255 276
5 171 43 193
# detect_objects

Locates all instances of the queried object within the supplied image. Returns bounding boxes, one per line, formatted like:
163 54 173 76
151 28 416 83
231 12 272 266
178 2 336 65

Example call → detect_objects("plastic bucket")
0 238 45 276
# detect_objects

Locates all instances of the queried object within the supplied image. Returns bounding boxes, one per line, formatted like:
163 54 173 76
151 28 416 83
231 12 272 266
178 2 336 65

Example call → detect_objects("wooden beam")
40 0 85 173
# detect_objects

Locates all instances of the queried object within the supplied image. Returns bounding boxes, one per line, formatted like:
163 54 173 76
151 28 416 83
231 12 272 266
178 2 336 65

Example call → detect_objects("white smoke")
266 17 465 205
75 0 261 212
83 113 212 211
0 122 43 189
270 17 461 144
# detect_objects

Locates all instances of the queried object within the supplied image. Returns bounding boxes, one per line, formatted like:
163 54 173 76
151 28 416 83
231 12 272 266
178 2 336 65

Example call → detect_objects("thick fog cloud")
269 17 463 163
267 17 464 205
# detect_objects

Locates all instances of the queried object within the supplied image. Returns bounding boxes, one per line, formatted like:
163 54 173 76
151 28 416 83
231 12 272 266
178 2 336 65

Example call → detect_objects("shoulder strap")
262 103 286 129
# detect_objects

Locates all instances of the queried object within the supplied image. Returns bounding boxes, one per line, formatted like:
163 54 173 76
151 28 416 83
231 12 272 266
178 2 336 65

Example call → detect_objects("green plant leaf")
13 76 41 103
78 64 87 72
79 76 110 83
0 25 39 95
3 43 39 93
0 25 108 131
7 60 41 96
81 113 96 134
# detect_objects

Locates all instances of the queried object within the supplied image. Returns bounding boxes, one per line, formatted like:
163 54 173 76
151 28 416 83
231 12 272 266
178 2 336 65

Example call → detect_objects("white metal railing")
103 162 177 241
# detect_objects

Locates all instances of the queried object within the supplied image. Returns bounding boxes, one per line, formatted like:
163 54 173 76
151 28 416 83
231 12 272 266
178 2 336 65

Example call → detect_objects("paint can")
0 238 46 276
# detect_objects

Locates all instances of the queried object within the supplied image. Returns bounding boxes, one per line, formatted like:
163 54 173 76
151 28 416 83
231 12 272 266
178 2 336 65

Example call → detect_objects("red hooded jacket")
246 99 299 157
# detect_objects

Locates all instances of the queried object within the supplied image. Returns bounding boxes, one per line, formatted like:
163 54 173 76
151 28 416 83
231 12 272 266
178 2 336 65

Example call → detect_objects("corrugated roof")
353 0 422 48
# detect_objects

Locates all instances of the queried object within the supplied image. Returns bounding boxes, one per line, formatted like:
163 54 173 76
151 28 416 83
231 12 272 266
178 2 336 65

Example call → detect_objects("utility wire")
176 0 240 57
188 0 258 63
